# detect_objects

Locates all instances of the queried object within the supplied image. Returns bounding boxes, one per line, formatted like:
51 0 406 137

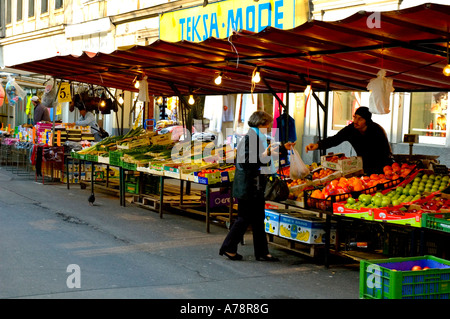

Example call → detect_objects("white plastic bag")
367 69 394 114
289 149 310 180
5 75 26 106
42 78 58 108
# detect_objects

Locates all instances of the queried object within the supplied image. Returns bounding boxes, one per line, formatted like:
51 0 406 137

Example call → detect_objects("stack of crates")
143 175 160 195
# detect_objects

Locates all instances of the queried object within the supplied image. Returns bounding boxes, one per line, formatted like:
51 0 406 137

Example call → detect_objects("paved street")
0 166 360 302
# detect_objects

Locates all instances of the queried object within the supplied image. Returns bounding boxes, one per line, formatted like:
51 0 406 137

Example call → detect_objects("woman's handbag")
264 174 289 202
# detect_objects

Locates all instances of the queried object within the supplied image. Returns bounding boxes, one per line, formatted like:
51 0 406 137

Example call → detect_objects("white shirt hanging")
138 75 150 102
367 69 394 114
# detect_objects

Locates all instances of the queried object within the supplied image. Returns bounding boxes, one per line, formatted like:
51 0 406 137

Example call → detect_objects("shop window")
17 0 23 22
0 1 5 37
41 0 47 14
6 0 12 24
331 91 362 131
409 92 447 145
55 0 63 10
28 0 34 17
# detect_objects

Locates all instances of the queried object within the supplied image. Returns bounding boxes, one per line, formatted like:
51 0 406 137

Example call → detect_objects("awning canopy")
8 3 450 97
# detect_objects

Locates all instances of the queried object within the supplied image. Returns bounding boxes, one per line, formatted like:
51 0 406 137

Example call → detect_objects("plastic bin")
422 212 450 234
109 150 123 167
360 255 450 299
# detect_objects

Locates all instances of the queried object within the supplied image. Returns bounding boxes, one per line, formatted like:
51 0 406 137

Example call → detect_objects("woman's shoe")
219 250 243 261
256 255 279 261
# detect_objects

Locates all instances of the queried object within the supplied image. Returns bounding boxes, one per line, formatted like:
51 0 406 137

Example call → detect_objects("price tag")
58 82 72 103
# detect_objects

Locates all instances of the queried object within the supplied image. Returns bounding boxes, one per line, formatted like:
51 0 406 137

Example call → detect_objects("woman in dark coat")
220 110 295 261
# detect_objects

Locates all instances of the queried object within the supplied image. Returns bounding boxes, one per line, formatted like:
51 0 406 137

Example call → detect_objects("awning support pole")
285 82 289 144
168 83 191 132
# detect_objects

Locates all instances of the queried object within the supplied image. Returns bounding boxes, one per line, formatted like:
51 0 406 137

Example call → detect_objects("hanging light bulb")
188 94 195 105
118 93 124 104
134 80 140 89
444 41 450 76
444 64 450 76
214 73 223 85
252 68 261 83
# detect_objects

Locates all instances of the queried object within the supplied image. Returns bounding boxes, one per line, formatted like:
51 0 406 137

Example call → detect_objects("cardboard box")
333 202 374 220
163 163 182 178
201 188 237 208
151 132 172 145
373 206 423 227
321 153 363 174
278 212 336 245
264 210 280 235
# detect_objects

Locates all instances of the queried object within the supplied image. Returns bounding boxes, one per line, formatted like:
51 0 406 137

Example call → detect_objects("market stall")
3 3 450 271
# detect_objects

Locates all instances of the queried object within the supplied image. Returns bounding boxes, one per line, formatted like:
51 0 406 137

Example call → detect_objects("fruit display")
420 196 450 211
326 155 350 163
382 162 414 179
339 172 450 210
312 168 335 180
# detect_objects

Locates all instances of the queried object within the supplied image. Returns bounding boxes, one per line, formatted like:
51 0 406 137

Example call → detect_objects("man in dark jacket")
32 96 51 124
305 106 393 175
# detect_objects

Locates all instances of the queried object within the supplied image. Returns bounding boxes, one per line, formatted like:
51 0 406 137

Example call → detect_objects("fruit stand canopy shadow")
8 3 450 97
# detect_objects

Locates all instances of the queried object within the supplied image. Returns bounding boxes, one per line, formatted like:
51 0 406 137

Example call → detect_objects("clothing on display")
367 69 394 114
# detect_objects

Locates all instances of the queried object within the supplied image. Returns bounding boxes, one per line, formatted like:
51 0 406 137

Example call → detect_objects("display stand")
69 156 237 233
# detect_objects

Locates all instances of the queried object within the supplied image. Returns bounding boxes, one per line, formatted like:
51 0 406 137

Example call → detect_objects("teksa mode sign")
159 0 308 42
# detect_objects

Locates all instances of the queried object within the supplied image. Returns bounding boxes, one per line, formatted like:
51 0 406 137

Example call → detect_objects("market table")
67 155 237 233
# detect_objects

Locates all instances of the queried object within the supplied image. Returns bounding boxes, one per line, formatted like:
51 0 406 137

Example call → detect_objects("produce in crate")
312 168 335 180
418 195 450 211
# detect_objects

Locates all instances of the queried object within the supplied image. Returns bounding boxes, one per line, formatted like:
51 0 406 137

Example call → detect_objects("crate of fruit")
360 255 450 299
304 188 349 212
321 153 362 174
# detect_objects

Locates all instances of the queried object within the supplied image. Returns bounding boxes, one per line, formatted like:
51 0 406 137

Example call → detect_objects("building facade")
0 0 448 166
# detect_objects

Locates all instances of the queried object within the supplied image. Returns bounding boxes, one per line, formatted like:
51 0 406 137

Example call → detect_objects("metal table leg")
206 184 210 233
159 175 164 218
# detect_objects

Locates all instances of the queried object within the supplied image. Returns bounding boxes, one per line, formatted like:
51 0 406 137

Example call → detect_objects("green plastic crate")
122 161 137 171
422 212 450 234
109 151 123 167
125 182 139 194
360 255 450 299
86 154 98 162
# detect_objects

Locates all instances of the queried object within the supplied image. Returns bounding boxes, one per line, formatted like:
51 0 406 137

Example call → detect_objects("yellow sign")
58 82 72 103
160 0 308 42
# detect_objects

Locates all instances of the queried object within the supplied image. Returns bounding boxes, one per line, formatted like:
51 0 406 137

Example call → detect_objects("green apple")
381 199 391 207
373 197 382 207
408 188 418 196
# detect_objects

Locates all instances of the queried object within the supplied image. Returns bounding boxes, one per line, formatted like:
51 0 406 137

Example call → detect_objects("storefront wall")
301 0 450 168
301 91 450 167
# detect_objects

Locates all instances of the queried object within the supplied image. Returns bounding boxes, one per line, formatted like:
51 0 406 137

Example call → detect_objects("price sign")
58 82 72 103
